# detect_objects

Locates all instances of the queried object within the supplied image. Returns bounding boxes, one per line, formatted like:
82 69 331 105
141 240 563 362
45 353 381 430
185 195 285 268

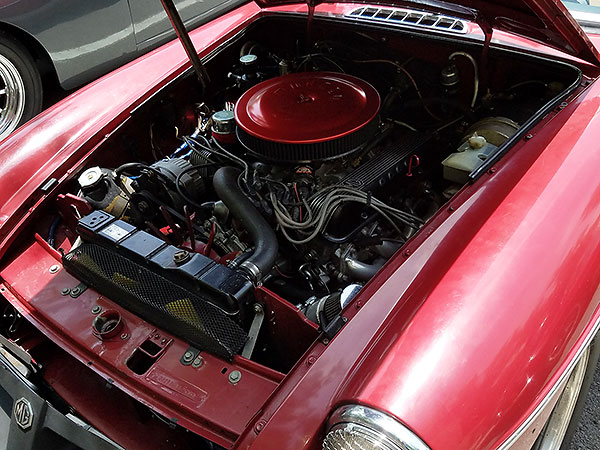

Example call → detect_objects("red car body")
0 1 599 450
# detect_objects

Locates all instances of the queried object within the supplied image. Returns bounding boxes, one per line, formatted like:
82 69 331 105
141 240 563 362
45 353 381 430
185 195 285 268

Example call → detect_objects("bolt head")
49 265 60 274
228 370 242 384
120 333 129 340
91 306 102 314
192 356 203 368
183 351 194 362
61 288 71 296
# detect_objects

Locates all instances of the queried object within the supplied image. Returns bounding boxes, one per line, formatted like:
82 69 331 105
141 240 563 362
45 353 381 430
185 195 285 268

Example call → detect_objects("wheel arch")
0 21 57 82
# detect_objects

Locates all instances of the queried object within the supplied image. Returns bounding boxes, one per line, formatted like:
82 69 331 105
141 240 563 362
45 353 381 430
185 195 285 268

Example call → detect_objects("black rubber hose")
213 167 278 281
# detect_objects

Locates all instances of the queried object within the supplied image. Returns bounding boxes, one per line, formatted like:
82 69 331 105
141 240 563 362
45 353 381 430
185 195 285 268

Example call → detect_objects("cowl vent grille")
345 6 468 34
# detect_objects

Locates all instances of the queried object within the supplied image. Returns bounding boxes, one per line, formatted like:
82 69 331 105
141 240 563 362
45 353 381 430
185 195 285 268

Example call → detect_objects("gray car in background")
0 0 243 140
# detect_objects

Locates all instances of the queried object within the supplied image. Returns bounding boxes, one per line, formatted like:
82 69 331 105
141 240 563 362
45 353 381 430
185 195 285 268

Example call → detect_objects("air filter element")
235 72 380 163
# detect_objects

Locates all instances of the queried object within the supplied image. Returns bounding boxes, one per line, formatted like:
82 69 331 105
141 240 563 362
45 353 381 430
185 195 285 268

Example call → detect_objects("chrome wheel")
0 53 25 140
533 347 591 450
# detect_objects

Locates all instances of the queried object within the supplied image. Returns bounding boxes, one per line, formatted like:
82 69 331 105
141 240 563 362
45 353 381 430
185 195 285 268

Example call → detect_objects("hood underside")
254 0 600 66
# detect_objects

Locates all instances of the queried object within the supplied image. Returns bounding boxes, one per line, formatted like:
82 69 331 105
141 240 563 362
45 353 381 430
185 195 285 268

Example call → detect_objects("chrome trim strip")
495 315 600 450
344 6 468 35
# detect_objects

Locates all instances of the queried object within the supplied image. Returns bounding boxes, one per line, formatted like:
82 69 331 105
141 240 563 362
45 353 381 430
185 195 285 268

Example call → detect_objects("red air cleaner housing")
234 72 380 163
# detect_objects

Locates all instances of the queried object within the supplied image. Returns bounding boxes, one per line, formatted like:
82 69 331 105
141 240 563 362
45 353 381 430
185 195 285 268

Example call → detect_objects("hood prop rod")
160 0 210 92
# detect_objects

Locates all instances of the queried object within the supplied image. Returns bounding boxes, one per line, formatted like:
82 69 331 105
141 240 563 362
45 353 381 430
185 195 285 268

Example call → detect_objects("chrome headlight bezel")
323 404 432 450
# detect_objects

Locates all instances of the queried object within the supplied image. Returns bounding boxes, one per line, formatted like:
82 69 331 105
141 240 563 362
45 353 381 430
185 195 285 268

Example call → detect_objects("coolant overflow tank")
442 135 496 184
442 117 519 184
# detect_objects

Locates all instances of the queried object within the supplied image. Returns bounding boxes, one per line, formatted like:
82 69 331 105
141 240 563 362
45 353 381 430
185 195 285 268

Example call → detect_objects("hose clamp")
240 260 261 282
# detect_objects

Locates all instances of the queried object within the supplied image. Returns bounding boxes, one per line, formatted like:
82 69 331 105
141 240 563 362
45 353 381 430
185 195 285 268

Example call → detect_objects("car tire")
532 333 600 450
0 31 43 141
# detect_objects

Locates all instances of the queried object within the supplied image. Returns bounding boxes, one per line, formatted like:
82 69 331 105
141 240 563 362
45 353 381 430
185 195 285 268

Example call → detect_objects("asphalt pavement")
571 358 600 450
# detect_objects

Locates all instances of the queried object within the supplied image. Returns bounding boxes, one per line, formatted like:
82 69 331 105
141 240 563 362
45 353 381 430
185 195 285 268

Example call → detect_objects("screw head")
254 420 267 434
120 333 129 340
92 306 102 314
228 370 242 384
183 351 194 363
61 288 71 296
49 265 60 274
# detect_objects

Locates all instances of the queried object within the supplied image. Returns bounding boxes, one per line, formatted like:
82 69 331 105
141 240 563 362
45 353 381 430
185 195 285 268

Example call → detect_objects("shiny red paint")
237 77 600 450
254 0 600 65
0 2 599 450
0 239 281 447
234 72 380 143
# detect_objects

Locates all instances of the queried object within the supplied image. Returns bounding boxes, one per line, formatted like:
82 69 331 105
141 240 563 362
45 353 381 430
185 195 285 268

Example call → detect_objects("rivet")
49 265 60 274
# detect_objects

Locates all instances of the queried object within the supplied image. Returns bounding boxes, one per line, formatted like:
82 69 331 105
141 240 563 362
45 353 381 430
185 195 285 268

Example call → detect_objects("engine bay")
1 12 582 375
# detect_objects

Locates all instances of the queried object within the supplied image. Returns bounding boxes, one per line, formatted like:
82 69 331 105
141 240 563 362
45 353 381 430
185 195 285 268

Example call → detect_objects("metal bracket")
0 334 41 376
241 304 264 359
180 346 200 366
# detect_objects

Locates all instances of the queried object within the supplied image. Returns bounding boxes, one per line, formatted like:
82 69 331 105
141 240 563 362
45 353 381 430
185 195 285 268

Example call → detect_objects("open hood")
253 0 600 66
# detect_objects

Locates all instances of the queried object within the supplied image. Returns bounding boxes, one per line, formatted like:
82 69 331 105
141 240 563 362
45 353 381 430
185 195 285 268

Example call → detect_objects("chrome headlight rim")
324 404 431 450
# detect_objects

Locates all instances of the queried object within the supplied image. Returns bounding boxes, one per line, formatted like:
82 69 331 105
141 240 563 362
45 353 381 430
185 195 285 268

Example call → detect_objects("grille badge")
13 397 34 430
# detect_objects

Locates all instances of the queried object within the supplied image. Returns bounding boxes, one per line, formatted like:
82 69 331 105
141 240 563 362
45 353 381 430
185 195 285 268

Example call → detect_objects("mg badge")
13 398 33 430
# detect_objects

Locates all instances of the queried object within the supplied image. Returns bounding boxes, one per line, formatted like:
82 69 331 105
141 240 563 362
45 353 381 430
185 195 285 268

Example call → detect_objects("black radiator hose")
213 167 278 282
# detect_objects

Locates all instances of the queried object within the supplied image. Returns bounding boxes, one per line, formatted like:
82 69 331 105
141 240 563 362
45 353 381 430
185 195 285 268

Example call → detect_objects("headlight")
323 405 431 450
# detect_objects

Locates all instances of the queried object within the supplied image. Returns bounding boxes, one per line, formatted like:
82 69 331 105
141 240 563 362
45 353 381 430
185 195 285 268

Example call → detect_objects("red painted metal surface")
252 0 600 66
236 72 600 450
234 72 380 143
0 239 282 447
0 2 599 450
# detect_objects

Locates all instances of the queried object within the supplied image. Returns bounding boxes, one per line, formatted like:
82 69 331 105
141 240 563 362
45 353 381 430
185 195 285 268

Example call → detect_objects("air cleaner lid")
234 72 380 144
